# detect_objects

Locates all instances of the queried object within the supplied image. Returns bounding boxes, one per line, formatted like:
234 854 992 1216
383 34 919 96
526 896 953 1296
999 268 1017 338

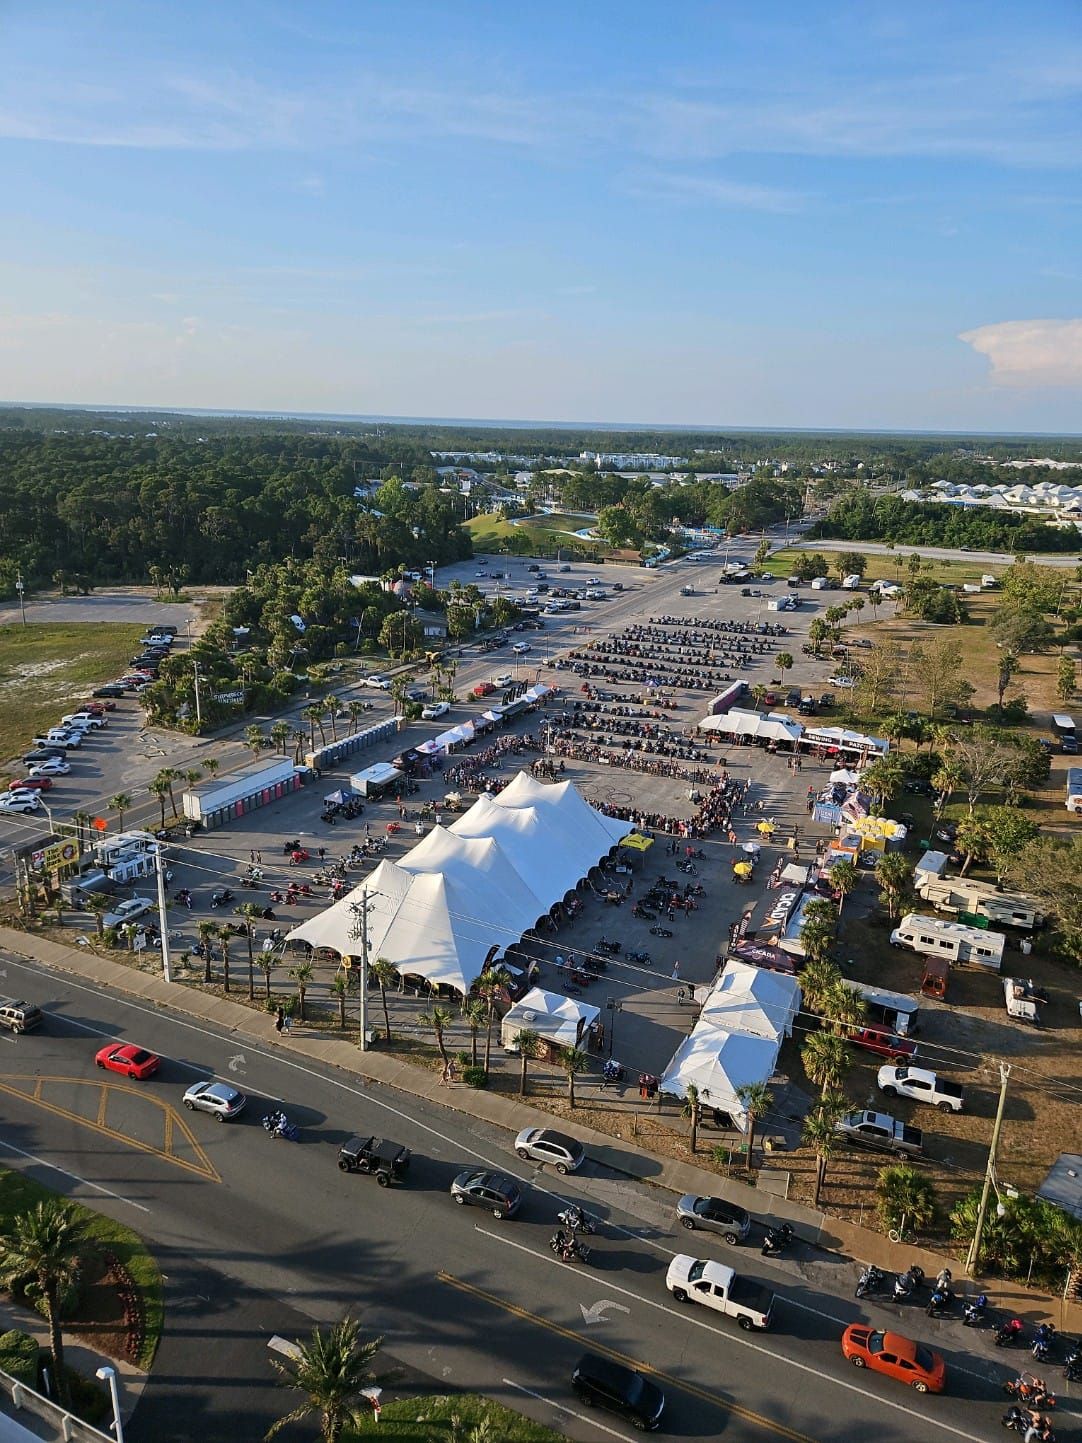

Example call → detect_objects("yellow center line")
437 1270 818 1443
0 1074 220 1183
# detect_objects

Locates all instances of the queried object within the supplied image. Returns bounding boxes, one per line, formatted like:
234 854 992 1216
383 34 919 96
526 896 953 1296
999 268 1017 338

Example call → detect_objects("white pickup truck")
665 1255 774 1331
877 1064 964 1114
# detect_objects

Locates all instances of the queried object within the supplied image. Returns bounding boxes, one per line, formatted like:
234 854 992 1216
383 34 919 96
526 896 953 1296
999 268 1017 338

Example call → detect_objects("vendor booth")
500 986 600 1059
349 762 402 798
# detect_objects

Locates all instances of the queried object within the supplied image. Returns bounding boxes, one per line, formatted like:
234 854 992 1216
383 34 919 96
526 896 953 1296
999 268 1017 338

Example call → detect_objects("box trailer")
890 913 1005 971
843 980 920 1037
915 876 1045 930
841 574 861 590
182 756 298 826
1068 767 1082 814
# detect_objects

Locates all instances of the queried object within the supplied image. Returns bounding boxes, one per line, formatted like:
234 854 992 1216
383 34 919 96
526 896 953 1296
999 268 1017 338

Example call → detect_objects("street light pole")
96 1365 124 1443
15 575 26 627
153 845 173 983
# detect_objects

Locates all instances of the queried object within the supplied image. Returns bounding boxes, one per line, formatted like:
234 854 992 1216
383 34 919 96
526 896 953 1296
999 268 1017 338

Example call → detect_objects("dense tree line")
810 491 1080 553
0 428 470 594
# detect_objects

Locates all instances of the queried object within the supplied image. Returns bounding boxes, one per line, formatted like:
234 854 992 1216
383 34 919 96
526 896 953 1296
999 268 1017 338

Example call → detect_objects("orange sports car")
841 1326 946 1393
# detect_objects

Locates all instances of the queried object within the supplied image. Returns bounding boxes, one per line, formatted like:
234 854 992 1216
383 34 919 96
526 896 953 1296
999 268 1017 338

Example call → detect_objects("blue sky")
1 0 1080 431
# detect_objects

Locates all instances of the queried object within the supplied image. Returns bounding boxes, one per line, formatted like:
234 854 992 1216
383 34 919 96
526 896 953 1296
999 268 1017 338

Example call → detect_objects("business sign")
213 690 245 705
746 886 803 942
43 840 79 871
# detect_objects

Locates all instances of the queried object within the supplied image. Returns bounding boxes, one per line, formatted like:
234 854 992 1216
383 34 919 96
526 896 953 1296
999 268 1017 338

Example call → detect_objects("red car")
83 700 116 714
841 1326 945 1393
95 1043 161 1080
8 777 54 792
846 1025 916 1062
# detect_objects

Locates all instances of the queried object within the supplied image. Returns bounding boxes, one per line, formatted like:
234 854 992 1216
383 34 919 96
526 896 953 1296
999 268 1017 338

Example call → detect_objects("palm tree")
270 720 292 755
244 725 268 757
218 925 233 993
751 683 767 710
107 792 132 830
289 960 314 1021
346 700 367 732
257 950 275 1000
267 1314 383 1443
735 1081 773 1172
324 696 342 741
512 1027 541 1096
874 853 914 921
369 957 397 1043
202 757 220 777
302 705 326 751
149 777 170 830
291 727 308 764
797 956 842 1014
71 810 92 849
802 1101 843 1209
331 974 350 1030
236 902 263 1000
477 966 511 1075
820 981 867 1035
0 1200 87 1407
464 998 488 1068
682 1082 702 1155
801 1030 850 1099
876 1163 937 1238
197 919 217 985
420 1004 452 1071
156 767 182 818
829 859 861 916
561 1046 589 1110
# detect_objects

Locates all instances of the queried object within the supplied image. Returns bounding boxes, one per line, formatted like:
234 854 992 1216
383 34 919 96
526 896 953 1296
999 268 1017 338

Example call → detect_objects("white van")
890 913 1005 972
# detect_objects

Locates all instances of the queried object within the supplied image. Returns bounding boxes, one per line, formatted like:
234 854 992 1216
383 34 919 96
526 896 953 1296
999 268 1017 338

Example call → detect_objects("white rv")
1067 767 1082 814
890 914 1005 972
915 876 1045 931
842 980 920 1036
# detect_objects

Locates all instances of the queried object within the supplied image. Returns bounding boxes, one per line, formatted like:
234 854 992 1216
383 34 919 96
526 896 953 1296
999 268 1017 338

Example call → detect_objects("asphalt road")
0 952 1035 1443
799 539 1081 568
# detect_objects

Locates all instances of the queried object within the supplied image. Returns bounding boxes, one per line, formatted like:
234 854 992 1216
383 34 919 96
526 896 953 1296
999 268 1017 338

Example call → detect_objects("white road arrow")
579 1299 631 1324
227 1053 246 1073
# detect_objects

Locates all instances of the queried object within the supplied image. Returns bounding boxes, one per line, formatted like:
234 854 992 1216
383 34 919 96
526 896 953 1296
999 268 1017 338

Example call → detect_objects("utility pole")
966 1061 1010 1275
350 889 372 1051
153 845 173 983
191 658 203 727
15 574 26 627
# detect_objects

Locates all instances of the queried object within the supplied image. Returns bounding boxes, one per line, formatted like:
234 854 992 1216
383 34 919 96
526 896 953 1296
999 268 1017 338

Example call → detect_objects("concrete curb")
1 925 1077 1330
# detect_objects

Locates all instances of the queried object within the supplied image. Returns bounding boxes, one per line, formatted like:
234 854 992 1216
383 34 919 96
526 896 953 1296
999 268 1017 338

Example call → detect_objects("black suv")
571 1354 665 1430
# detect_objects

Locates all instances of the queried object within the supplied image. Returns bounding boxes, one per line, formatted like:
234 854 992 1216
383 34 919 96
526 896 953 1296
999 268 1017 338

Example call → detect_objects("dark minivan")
571 1353 665 1430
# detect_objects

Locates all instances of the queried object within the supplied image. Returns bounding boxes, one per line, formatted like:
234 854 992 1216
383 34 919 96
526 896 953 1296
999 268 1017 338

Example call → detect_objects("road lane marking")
470 1229 993 1442
0 1136 151 1212
0 1073 219 1182
440 1269 816 1443
502 1377 635 1441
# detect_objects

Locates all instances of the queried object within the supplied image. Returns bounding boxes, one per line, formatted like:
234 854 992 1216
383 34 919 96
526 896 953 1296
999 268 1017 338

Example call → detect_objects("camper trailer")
1068 768 1082 814
842 980 920 1037
890 914 1005 972
915 876 1045 931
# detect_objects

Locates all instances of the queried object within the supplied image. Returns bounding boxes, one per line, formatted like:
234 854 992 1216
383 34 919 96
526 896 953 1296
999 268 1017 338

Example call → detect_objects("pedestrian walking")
318 847 326 863
283 1013 293 1035
256 851 262 865
250 849 256 863
274 1007 284 1036
671 960 681 982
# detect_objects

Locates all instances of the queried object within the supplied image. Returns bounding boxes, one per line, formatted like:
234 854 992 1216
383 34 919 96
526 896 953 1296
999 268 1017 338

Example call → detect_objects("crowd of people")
554 615 786 692
594 770 752 839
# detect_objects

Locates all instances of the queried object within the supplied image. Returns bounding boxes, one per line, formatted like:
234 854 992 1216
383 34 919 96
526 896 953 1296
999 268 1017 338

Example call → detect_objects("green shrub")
0 1329 38 1384
63 1366 110 1426
462 1066 488 1089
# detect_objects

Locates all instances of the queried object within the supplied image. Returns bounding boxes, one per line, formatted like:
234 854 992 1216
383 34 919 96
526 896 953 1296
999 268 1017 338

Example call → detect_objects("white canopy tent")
500 986 600 1052
286 772 631 996
659 1027 781 1128
694 960 801 1041
699 708 802 745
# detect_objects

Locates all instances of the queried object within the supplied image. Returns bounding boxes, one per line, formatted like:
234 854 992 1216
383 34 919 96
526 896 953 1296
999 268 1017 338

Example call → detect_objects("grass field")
768 547 1001 587
0 623 144 764
0 1165 163 1370
346 1393 562 1440
466 511 611 555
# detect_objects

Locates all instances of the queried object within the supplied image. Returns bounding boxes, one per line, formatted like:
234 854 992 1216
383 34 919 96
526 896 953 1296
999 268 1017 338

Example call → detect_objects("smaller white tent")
695 960 801 1041
500 987 600 1052
699 708 802 745
659 1028 780 1128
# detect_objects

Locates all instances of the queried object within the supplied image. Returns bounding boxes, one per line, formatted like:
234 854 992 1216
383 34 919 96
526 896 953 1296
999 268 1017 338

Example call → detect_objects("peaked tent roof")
696 960 801 1041
286 772 631 995
659 1027 780 1126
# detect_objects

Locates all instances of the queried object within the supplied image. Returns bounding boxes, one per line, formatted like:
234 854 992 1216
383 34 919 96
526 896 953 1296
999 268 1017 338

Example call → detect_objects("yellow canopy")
621 833 654 851
733 861 753 877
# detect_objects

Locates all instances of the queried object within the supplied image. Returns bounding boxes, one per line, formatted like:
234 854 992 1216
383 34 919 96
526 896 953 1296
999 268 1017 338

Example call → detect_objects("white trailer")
915 876 1045 930
890 913 1005 972
1003 977 1048 1024
841 574 861 590
1068 767 1082 814
182 756 298 826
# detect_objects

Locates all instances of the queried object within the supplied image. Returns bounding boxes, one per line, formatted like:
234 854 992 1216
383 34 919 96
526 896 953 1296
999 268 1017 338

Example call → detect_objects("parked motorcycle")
1032 1324 1057 1364
893 1265 925 1302
210 888 234 908
626 950 651 965
855 1264 887 1299
596 937 621 955
1063 1342 1081 1383
927 1282 954 1317
761 1223 794 1257
631 904 656 920
649 926 674 938
1001 1407 1054 1440
174 888 193 909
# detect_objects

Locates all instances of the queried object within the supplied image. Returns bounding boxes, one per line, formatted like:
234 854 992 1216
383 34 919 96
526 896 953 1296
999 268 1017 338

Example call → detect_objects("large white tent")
499 986 600 1052
286 772 630 995
658 1028 781 1128
694 960 801 1041
699 708 802 745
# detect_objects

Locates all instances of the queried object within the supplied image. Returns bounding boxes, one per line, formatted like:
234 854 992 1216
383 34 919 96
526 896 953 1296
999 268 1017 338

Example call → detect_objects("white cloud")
618 170 803 213
959 318 1082 387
